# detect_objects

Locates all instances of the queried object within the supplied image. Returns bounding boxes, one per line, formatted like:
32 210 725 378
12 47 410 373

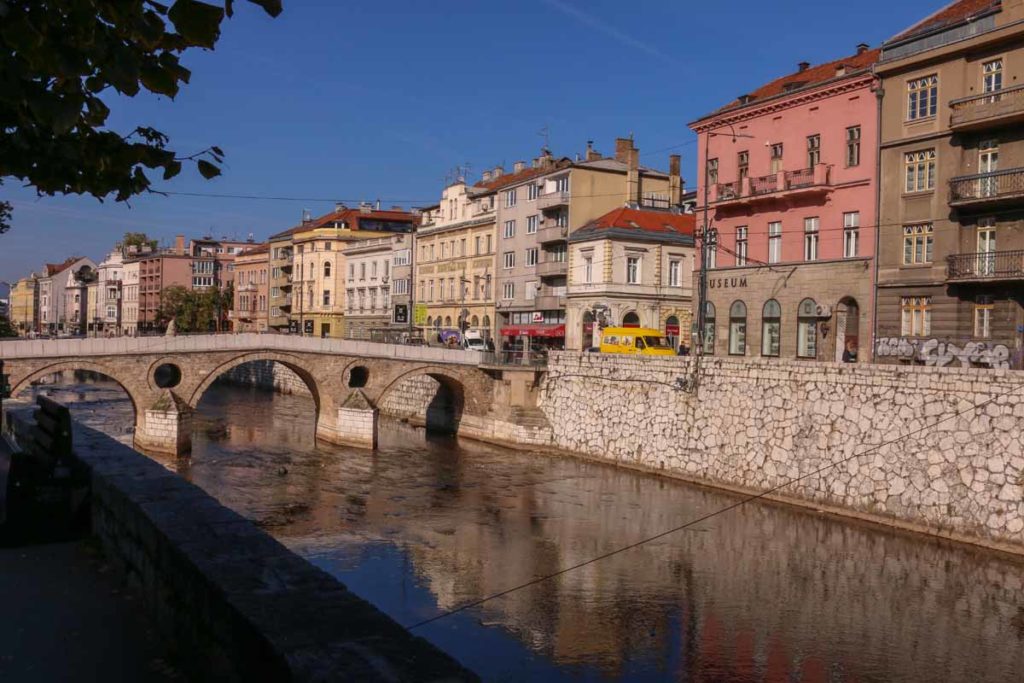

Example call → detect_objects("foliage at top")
158 282 233 332
0 0 283 234
0 314 17 338
123 231 159 251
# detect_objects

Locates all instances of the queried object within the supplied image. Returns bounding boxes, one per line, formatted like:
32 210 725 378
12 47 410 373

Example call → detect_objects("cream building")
9 274 39 334
566 205 697 351
415 182 497 341
343 236 405 340
232 244 270 332
121 260 140 335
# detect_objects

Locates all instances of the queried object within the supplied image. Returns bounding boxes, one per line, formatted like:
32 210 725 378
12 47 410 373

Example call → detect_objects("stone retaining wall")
1 401 476 682
216 360 312 396
377 374 440 420
540 353 1024 551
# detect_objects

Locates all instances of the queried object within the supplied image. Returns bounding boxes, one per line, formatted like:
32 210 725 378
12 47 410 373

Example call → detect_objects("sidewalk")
0 433 179 681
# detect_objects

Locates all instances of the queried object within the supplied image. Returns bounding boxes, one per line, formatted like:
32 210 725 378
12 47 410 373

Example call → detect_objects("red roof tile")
891 0 999 42
581 206 696 236
270 207 415 239
703 47 880 118
474 159 572 191
45 257 82 276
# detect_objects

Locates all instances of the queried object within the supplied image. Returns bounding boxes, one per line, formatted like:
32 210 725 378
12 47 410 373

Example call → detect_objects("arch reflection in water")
41 379 1024 682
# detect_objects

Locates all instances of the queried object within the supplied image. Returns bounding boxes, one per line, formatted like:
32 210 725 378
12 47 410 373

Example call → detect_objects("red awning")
501 324 566 338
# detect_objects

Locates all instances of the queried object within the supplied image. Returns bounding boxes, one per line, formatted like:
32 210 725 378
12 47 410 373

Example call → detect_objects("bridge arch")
11 361 145 427
187 351 323 414
374 366 468 434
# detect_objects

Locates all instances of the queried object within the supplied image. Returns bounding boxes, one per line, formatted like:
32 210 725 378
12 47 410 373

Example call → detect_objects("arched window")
665 315 680 349
470 315 479 328
702 302 716 355
797 298 818 359
434 317 441 329
728 301 747 355
444 315 452 328
324 261 332 277
426 316 433 328
622 311 641 328
482 314 491 332
762 299 781 357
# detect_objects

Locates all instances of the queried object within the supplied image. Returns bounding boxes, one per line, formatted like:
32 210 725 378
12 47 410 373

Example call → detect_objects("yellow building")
415 182 497 340
9 274 39 334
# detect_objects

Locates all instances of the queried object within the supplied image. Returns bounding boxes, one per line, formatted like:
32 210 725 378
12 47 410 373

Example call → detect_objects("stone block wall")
540 353 1024 551
216 360 312 396
377 374 440 421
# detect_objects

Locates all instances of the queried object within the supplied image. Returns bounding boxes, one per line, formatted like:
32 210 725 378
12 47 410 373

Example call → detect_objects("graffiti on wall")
875 337 1011 369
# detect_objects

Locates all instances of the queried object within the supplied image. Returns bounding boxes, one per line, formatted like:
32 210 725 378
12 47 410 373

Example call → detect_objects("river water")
24 377 1024 682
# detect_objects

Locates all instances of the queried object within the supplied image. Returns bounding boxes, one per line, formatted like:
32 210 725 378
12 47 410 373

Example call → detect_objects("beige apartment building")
120 259 140 335
491 137 680 348
875 0 1024 368
415 182 497 341
9 274 38 333
343 236 407 340
231 244 270 332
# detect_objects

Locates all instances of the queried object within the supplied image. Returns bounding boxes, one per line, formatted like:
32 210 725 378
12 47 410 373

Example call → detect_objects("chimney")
513 160 526 173
481 170 492 182
614 136 635 163
836 63 847 77
857 43 869 54
492 166 504 178
669 154 681 207
626 145 640 204
585 140 601 162
174 234 185 255
798 61 810 72
334 201 346 212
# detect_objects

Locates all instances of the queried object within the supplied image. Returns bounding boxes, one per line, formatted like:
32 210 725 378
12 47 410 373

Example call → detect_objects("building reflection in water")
28 376 1024 682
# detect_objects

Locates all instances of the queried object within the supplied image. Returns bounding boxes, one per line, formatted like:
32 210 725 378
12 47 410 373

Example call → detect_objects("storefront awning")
501 324 565 338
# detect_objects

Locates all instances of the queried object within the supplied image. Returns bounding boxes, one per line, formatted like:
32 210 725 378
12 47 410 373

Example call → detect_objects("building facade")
65 263 98 334
875 0 1024 369
415 182 497 341
121 259 140 335
37 256 95 334
566 206 696 350
96 247 124 334
491 138 678 349
343 236 405 340
690 45 880 361
231 244 270 332
9 274 39 334
124 237 193 333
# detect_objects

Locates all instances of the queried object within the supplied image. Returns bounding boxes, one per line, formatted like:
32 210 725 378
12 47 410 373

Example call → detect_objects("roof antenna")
538 125 550 150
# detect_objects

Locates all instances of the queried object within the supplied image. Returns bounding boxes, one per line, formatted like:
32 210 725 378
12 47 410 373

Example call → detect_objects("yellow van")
599 327 676 356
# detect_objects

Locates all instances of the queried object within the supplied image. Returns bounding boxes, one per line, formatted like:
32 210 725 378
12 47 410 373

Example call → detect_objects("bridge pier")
318 389 379 449
134 390 193 456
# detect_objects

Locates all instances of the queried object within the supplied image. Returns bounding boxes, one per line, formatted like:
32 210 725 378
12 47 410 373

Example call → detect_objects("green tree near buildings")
158 284 233 332
0 0 283 235
0 315 17 338
122 232 159 252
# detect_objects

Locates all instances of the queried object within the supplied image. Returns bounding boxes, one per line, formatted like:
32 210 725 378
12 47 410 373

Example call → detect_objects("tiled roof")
890 0 999 43
474 159 573 191
573 205 695 239
45 257 82 276
269 207 415 239
700 47 880 119
239 243 269 256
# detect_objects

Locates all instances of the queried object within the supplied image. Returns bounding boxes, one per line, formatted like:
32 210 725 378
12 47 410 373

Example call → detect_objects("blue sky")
0 0 940 284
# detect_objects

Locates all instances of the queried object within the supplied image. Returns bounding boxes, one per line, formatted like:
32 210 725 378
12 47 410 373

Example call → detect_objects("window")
528 184 539 200
460 239 466 256
902 224 934 264
668 259 681 287
371 261 378 278
550 244 567 262
900 296 932 336
728 301 747 355
977 217 997 276
702 302 716 355
584 255 593 283
360 263 366 280
555 210 568 228
324 261 331 277
770 143 784 173
843 212 860 258
440 278 447 300
735 226 748 266
393 278 409 295
974 296 993 338
807 134 821 167
428 279 434 301
325 242 332 251
555 176 569 193
845 126 861 167
905 149 936 192
505 189 517 208
503 251 515 269
503 220 516 238
979 140 999 197
737 151 749 181
526 247 539 266
908 75 938 120
803 217 819 261
486 234 493 253
502 282 515 300
441 242 448 258
323 290 331 306
768 222 782 264
797 298 818 359
707 158 719 185
527 215 539 234
762 299 781 357
475 236 482 255
626 256 640 284
983 59 1003 95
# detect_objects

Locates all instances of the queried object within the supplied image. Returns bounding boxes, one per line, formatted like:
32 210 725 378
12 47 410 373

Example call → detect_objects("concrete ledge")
2 401 476 683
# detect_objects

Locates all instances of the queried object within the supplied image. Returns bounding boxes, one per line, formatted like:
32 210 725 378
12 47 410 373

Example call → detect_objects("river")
23 376 1024 682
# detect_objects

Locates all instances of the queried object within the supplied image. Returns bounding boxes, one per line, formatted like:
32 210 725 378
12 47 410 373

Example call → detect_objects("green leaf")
163 160 183 180
210 145 224 157
168 0 225 48
140 65 180 97
197 159 221 179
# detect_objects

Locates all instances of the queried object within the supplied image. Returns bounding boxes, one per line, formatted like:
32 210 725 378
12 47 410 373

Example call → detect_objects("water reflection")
28 377 1024 682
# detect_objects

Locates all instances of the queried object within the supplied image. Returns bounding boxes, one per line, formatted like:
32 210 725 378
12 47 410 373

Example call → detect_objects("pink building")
689 45 880 362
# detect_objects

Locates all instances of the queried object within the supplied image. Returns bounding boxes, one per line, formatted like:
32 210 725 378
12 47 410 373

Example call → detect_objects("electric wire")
404 379 1024 631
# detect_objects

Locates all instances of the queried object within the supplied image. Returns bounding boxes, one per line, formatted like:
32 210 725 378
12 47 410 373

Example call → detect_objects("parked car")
599 327 675 356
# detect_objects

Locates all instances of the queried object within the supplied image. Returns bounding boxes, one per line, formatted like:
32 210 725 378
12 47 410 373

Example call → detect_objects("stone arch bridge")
0 334 542 455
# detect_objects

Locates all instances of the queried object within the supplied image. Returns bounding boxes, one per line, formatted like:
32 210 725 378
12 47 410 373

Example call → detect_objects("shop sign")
708 277 748 289
413 303 428 326
531 311 544 323
394 304 409 324
303 320 314 334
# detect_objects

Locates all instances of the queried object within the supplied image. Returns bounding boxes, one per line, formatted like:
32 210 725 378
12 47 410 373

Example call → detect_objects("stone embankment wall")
540 353 1024 551
1 401 477 682
216 360 312 396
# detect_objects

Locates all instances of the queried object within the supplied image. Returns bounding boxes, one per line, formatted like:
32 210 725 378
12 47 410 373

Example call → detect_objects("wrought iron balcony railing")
949 84 1024 131
949 168 1024 205
947 250 1024 281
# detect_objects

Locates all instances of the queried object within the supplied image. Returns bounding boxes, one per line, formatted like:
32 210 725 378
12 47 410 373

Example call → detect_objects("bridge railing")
0 333 486 366
480 350 549 368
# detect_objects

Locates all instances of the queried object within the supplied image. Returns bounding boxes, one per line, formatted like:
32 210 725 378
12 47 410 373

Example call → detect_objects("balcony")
533 294 567 310
709 164 832 206
536 223 569 244
949 168 1024 208
537 190 570 211
947 250 1024 282
949 85 1024 132
536 260 567 278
